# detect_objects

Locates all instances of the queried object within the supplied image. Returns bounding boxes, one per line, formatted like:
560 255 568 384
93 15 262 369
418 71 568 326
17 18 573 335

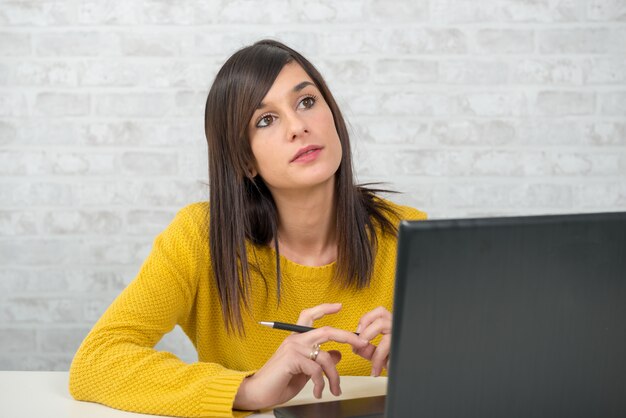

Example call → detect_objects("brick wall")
1 0 625 370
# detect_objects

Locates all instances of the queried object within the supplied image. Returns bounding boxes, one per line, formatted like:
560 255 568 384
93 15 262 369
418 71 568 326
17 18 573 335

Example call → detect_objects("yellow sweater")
69 200 426 417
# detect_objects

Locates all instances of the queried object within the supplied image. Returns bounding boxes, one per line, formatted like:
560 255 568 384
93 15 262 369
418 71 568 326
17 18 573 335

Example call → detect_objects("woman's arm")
69 205 253 418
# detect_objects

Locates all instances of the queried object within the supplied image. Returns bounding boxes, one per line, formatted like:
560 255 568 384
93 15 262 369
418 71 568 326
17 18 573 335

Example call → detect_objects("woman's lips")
291 146 323 163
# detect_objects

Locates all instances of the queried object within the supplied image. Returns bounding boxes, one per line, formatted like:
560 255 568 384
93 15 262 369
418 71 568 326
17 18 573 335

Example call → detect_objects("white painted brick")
431 0 500 23
512 59 587 85
0 92 28 116
35 92 90 117
76 0 141 25
193 32 262 57
474 29 535 54
0 298 82 323
173 91 206 118
0 268 122 293
80 121 200 147
296 0 344 22
583 122 626 146
0 210 38 236
0 32 30 55
113 32 191 57
34 31 110 56
78 180 207 207
9 60 79 87
38 328 91 353
0 329 36 352
0 269 68 293
538 29 620 54
432 120 517 146
80 60 142 87
336 91 380 116
432 183 514 208
317 59 371 85
324 28 467 55
535 91 595 115
440 59 509 84
126 209 176 235
500 0 585 22
0 120 17 145
588 57 626 84
0 239 82 266
458 92 527 116
511 184 574 208
352 117 431 145
82 240 151 265
600 92 626 115
0 150 117 176
0 1 75 26
367 0 429 22
141 0 221 25
516 119 583 146
42 210 123 235
218 0 292 23
13 120 82 145
381 92 454 116
574 182 626 207
0 182 76 206
178 147 208 178
121 151 179 175
587 0 626 20
373 59 438 84
94 93 173 117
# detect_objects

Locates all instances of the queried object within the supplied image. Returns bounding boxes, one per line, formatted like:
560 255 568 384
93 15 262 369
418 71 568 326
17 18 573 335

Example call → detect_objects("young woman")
69 39 426 417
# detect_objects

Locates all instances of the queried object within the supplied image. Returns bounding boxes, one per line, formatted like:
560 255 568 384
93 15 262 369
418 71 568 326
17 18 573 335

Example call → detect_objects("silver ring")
309 343 321 361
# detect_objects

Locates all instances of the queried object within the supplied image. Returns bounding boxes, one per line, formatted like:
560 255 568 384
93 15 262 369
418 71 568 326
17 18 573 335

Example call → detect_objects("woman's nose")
285 112 309 141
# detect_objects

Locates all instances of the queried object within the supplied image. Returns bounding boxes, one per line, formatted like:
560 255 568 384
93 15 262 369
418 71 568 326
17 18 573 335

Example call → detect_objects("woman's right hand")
233 303 367 411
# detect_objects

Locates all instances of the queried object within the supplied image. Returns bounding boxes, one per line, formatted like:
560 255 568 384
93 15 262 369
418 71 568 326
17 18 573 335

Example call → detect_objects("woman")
69 39 426 417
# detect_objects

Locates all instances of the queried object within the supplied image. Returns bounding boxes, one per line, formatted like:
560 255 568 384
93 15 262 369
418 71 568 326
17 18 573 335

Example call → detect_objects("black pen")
259 321 360 335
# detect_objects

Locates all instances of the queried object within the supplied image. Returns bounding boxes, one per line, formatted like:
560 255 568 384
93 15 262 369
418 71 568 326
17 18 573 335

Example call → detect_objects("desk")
0 372 387 418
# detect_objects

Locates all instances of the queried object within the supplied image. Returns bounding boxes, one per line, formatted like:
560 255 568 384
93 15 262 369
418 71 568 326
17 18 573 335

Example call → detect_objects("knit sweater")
69 200 426 418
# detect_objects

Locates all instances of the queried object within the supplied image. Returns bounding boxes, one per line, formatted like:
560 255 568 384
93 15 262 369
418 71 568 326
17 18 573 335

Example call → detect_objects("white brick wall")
1 0 625 370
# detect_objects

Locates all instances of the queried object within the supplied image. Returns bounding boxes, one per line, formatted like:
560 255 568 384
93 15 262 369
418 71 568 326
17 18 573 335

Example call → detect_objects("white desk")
0 372 387 418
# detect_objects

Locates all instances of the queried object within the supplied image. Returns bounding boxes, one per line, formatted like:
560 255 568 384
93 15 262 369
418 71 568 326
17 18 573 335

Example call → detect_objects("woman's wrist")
233 375 259 411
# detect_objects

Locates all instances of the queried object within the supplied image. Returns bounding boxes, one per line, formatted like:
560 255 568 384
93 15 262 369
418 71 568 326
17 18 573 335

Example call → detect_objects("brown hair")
204 39 399 334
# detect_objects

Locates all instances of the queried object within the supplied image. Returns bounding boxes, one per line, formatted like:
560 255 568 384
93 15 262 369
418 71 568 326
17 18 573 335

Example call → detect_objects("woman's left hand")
352 306 392 377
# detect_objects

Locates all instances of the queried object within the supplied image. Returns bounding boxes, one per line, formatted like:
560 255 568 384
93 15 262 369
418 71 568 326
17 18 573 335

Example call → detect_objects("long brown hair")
204 39 399 334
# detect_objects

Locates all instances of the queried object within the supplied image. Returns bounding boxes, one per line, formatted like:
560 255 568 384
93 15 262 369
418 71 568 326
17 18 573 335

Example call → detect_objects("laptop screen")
387 213 626 418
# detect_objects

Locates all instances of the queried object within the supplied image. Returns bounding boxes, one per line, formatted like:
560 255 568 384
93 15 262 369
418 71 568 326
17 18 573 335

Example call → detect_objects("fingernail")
356 325 361 334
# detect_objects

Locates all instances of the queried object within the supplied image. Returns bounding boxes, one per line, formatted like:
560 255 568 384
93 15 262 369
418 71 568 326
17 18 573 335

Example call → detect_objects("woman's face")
247 62 342 194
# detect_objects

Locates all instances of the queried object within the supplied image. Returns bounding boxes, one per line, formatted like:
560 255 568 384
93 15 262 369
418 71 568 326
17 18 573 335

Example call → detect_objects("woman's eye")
299 96 315 109
256 115 274 128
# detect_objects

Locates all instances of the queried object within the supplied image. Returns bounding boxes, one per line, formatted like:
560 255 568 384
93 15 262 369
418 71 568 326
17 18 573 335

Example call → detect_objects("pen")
259 321 360 335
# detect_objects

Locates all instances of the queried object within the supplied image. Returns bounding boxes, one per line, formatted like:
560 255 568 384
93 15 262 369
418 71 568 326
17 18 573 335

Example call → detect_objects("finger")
353 342 376 360
359 316 392 342
356 306 391 334
313 350 342 396
370 336 391 377
298 360 326 399
296 303 342 327
302 326 369 350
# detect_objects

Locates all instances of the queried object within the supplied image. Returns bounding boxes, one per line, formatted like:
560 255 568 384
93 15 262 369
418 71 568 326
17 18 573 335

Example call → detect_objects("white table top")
0 371 387 418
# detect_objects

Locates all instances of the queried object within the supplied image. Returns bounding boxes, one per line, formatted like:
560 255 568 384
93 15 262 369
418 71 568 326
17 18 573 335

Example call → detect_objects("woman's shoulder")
161 201 210 239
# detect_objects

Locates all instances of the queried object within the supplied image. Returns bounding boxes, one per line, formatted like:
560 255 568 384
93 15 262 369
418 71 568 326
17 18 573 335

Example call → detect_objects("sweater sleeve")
69 204 255 418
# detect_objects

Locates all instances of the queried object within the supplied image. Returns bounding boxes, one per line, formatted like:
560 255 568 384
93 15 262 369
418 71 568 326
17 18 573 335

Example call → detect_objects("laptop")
274 212 626 418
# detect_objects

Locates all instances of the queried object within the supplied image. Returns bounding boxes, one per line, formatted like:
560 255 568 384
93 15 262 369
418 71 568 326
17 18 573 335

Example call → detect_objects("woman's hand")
352 306 392 377
234 303 368 411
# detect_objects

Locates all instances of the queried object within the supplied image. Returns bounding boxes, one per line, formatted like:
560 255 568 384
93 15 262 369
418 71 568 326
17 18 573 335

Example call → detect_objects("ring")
308 343 321 361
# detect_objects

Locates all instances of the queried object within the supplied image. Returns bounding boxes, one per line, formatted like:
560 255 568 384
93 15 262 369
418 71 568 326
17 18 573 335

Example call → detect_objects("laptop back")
387 212 626 418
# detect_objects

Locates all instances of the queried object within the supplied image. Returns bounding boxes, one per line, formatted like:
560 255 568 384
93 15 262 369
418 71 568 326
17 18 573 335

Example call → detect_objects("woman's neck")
271 179 337 267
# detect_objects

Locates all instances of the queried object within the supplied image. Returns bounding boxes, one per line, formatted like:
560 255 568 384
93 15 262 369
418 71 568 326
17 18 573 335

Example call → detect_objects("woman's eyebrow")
256 81 316 110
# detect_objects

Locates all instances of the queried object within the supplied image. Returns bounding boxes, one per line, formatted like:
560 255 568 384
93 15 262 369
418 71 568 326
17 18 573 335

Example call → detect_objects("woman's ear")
247 165 258 179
